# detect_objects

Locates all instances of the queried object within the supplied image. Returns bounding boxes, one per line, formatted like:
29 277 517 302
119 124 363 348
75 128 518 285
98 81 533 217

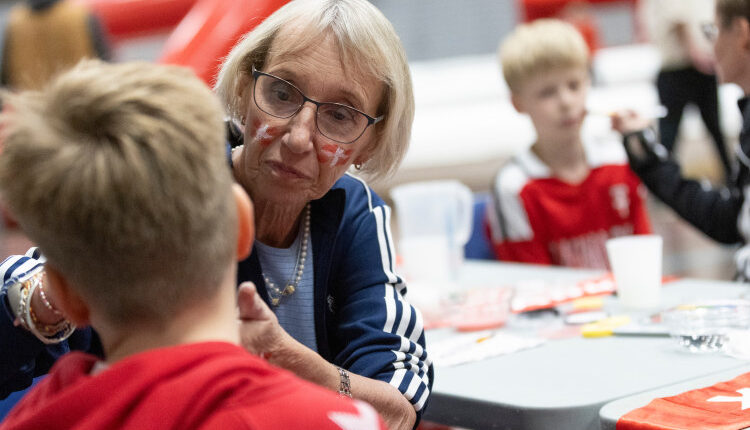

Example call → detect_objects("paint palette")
441 287 513 332
510 275 616 313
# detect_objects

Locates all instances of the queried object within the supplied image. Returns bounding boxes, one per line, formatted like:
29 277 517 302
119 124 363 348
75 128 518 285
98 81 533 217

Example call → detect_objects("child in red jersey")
0 60 385 430
486 19 652 269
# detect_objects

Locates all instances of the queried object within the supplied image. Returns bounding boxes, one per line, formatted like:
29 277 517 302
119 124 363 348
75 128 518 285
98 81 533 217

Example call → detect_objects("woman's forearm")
269 334 416 430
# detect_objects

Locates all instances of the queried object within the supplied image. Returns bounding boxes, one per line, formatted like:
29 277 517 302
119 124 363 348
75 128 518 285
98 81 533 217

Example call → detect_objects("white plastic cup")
606 235 662 310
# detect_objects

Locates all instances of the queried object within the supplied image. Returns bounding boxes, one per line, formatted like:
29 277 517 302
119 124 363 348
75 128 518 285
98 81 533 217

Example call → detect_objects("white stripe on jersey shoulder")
583 133 628 168
514 148 550 179
493 161 533 241
345 172 374 213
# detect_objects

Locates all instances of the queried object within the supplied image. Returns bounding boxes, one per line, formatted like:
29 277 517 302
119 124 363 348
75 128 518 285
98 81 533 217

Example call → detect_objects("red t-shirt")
486 139 652 269
0 342 386 430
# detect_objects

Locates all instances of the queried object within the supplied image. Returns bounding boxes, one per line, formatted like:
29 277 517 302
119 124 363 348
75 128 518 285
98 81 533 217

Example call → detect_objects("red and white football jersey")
485 137 652 269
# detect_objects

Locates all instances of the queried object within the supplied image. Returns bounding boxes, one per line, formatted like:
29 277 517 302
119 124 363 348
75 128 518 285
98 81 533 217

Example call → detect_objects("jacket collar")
235 185 346 360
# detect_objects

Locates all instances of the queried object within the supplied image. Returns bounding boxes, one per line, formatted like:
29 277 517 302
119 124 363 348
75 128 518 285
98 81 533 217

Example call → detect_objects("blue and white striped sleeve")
1 248 46 285
0 248 49 398
333 188 433 416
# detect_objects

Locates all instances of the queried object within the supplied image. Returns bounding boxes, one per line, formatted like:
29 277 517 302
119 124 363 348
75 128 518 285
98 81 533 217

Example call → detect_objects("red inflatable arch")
73 0 288 84
158 0 289 85
73 0 197 39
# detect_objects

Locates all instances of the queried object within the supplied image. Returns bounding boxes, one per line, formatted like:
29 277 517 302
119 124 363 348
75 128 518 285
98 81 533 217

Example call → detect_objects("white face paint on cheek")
251 119 277 146
317 143 352 167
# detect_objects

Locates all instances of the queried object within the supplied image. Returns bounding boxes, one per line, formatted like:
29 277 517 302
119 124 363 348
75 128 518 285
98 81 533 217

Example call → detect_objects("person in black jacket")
612 0 750 280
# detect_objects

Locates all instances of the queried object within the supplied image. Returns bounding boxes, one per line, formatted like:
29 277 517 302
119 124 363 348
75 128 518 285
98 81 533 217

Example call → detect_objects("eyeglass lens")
702 23 718 41
254 74 369 143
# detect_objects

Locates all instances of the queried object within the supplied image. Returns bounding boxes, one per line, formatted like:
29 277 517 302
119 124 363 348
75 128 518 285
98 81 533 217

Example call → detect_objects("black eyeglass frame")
251 65 384 144
702 22 719 42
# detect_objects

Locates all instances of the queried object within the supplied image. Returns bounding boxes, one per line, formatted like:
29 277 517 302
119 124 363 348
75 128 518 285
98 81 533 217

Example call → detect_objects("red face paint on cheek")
250 118 278 146
318 143 353 167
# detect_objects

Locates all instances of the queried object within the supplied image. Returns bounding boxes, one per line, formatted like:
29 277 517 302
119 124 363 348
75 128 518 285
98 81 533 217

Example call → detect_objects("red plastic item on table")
617 371 750 430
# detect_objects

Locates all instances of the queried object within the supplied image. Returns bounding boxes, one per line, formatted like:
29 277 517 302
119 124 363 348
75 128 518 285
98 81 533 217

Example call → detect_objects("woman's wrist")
7 268 75 343
30 284 64 326
264 333 342 392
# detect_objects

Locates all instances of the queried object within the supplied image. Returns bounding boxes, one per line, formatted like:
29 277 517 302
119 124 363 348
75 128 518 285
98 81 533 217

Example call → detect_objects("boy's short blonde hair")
0 60 236 326
499 19 589 93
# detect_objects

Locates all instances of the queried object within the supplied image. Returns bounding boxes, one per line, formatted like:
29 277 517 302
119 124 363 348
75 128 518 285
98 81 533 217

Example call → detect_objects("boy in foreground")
0 60 384 430
486 19 652 269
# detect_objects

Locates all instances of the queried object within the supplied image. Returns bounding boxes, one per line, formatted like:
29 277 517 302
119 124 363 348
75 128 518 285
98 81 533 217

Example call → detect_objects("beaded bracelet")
336 366 352 398
9 268 75 344
38 277 62 316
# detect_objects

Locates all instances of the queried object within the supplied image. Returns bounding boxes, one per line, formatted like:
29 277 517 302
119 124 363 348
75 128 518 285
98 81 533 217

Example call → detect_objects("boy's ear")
511 93 525 114
739 17 750 51
233 183 254 260
44 265 90 327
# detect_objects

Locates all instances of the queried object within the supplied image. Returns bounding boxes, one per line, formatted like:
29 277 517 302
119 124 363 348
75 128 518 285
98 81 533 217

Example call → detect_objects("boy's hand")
610 110 652 135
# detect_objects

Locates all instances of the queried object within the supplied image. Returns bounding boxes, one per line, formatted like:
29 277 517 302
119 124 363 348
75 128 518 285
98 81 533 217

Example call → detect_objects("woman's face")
713 12 749 86
235 32 383 207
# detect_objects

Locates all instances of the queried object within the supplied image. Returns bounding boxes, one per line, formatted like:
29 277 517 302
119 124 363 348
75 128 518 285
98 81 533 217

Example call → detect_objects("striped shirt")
255 228 317 352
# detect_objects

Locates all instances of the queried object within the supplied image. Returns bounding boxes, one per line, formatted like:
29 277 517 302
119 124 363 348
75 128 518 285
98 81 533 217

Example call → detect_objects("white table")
422 261 749 430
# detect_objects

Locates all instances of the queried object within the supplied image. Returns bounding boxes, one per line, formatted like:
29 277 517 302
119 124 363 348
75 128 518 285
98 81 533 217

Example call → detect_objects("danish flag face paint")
318 143 352 167
251 119 277 146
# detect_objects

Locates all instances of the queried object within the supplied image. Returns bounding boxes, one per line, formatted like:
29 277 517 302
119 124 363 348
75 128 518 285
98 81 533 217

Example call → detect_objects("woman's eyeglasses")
702 22 719 42
251 66 383 144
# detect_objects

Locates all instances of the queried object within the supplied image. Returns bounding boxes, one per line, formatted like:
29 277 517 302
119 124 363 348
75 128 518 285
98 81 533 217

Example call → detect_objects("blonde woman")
0 1 431 428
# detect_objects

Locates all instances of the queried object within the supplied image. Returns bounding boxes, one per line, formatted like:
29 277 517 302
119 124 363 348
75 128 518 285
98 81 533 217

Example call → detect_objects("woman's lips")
267 160 309 179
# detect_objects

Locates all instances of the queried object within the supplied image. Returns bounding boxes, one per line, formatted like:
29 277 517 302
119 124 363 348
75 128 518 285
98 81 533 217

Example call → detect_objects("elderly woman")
0 0 431 428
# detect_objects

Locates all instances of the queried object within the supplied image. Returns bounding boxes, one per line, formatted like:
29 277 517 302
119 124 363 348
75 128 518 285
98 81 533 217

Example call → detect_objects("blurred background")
0 0 739 279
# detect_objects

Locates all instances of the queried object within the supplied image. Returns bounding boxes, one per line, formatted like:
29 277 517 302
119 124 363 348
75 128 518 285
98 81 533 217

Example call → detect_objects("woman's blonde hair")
0 60 235 326
499 19 590 93
214 0 413 180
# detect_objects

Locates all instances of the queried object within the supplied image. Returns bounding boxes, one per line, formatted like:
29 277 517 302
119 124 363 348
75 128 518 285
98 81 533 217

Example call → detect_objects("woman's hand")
237 282 288 359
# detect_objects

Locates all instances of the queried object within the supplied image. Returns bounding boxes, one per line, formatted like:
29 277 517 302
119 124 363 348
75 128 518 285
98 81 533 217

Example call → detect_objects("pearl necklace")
263 203 310 306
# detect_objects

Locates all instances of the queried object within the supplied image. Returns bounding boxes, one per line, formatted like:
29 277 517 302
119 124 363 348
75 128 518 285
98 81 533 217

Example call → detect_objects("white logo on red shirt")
707 388 750 410
609 184 630 219
328 401 382 430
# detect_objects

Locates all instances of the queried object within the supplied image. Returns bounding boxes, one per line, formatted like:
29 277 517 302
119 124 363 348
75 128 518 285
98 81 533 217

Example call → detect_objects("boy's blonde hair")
499 19 589 93
0 60 236 326
214 0 414 181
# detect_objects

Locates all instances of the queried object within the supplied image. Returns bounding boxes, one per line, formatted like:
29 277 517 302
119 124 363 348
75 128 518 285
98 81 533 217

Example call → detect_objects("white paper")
429 330 545 367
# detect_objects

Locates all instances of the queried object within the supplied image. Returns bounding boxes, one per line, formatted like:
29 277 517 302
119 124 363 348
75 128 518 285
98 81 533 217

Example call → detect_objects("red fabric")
489 163 652 269
520 0 636 22
74 0 196 39
617 372 750 430
158 0 289 85
0 342 386 430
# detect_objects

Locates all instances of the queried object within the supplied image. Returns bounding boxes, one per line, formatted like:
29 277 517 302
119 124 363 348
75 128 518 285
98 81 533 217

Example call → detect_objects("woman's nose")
283 103 317 154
